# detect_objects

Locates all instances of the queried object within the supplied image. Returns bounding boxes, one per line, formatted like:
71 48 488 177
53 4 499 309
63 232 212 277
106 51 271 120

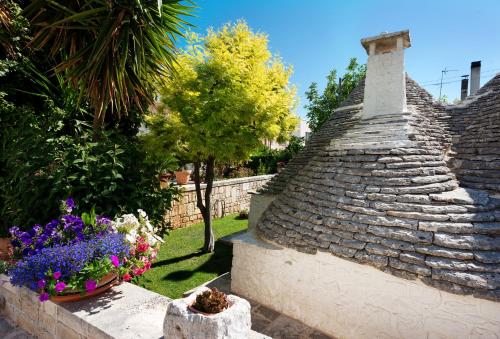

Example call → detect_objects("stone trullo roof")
256 31 500 302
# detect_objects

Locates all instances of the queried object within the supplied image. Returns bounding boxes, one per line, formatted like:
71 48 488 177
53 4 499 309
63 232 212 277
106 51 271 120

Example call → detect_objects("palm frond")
24 0 194 131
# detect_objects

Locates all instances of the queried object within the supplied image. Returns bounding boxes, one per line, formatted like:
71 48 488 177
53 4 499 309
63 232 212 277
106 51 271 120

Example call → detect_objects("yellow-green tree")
145 21 298 252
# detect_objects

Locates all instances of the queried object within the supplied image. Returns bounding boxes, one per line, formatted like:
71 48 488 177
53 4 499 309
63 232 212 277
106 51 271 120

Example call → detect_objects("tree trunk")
194 158 215 253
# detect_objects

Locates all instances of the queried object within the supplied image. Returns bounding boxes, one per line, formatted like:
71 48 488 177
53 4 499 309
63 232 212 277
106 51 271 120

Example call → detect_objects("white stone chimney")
361 30 411 118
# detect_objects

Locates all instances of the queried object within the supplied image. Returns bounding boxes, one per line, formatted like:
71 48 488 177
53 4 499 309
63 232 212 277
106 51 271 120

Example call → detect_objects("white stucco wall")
231 233 500 339
248 193 276 232
363 40 407 118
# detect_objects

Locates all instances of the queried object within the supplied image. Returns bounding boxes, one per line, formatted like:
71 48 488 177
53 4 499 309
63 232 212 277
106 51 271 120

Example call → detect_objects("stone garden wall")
166 175 274 229
0 274 170 339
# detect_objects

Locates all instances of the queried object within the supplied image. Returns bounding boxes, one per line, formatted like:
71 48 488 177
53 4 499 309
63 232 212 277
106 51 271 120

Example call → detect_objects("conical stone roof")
448 74 500 195
256 74 500 302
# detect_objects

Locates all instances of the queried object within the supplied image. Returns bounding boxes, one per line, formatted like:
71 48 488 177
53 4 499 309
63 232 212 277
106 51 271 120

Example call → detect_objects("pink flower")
85 280 97 293
137 242 149 253
122 273 132 282
132 267 145 276
144 261 151 270
39 292 49 302
37 279 46 289
110 255 120 268
53 271 62 280
54 281 66 293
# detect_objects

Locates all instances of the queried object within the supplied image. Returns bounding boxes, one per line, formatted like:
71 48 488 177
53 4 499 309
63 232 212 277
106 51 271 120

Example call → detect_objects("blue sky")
184 0 500 119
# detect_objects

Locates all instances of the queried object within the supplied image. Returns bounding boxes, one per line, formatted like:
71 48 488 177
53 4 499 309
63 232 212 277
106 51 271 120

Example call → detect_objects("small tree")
144 22 298 252
305 58 366 132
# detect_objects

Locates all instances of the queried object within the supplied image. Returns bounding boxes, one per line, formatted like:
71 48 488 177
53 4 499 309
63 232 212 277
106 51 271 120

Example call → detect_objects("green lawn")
137 214 248 299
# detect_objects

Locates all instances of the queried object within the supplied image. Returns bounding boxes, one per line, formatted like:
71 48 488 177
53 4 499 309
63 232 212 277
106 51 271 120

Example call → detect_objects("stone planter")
164 287 251 339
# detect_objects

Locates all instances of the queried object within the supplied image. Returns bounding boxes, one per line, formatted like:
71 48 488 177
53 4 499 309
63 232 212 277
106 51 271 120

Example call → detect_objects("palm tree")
24 0 193 136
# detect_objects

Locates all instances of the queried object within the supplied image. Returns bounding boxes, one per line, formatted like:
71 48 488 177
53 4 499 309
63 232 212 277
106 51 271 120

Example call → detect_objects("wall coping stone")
0 274 171 339
178 175 275 192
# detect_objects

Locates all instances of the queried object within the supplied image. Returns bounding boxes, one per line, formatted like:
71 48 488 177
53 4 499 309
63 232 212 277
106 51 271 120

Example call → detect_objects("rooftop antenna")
439 67 459 100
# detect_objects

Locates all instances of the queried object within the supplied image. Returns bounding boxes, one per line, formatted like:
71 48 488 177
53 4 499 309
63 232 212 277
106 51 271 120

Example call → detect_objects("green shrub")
246 136 304 175
0 2 179 236
0 94 179 236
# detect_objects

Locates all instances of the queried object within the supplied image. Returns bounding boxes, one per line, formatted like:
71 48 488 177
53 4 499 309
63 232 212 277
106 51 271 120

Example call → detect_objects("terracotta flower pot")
175 170 190 185
50 273 119 303
0 237 11 260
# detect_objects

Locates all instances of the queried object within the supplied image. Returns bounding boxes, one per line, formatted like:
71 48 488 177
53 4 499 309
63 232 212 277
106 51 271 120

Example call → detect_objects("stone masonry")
165 175 273 229
256 31 500 302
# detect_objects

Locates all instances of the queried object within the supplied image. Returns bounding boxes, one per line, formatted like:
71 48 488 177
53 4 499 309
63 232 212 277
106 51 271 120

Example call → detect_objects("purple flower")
96 216 112 226
9 233 130 292
19 232 32 246
32 224 42 235
9 226 20 237
85 280 97 293
54 281 66 293
65 198 75 213
39 292 49 302
110 255 120 268
37 280 46 289
44 220 59 233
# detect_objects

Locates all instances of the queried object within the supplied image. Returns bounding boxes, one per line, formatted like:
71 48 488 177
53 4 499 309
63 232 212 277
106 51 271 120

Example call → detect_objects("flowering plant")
9 233 129 301
112 209 163 280
9 198 113 258
7 198 129 301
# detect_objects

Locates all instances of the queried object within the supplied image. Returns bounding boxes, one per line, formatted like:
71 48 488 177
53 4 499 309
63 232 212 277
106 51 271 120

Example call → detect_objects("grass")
136 214 248 299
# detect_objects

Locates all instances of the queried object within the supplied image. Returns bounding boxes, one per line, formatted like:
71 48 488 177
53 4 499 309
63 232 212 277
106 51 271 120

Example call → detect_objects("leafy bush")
0 94 179 236
238 209 249 220
228 167 254 179
0 1 180 236
245 136 305 175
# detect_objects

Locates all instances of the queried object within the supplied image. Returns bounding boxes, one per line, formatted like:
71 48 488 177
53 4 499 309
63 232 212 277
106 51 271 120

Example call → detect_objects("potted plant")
0 236 12 260
8 199 130 302
6 199 164 302
157 158 177 188
188 287 230 315
175 165 191 185
164 287 251 339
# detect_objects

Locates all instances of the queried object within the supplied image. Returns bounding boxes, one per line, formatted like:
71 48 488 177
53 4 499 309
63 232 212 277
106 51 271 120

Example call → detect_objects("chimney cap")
360 30 411 54
471 61 481 68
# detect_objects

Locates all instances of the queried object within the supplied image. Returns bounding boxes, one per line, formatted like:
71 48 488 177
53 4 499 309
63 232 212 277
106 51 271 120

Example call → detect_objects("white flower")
125 229 138 244
137 209 147 219
114 210 163 245
145 220 154 232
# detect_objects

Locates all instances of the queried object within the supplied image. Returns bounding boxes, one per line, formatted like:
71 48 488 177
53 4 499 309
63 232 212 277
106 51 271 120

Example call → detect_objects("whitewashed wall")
231 233 500 339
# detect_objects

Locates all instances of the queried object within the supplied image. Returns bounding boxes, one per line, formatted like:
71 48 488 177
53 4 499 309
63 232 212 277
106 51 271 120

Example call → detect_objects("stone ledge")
177 175 275 192
0 274 170 339
0 274 271 339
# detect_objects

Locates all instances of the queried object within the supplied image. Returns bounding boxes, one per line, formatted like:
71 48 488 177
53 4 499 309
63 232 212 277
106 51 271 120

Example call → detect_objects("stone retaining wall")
0 274 170 339
166 175 274 229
